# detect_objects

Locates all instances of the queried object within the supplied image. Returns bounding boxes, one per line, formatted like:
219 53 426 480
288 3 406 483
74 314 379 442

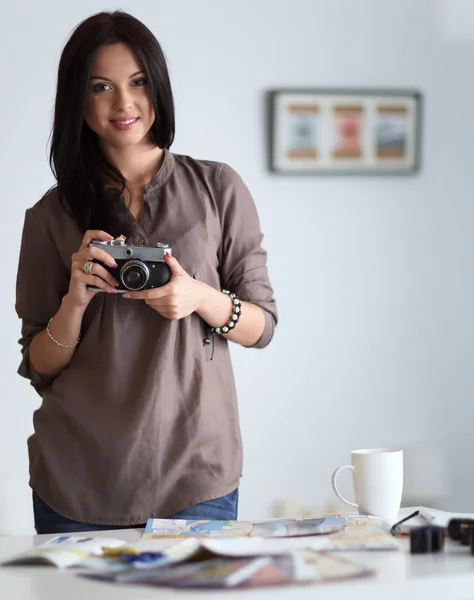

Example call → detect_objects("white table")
2 528 474 600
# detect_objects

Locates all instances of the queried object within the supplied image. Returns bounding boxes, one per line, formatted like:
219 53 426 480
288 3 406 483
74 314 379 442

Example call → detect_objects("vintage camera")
88 239 172 293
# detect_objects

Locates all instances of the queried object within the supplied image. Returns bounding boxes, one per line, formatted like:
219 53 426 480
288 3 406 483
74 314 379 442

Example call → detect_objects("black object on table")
410 525 445 554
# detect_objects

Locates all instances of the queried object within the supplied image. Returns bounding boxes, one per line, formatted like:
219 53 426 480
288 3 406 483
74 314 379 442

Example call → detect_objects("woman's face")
85 43 155 149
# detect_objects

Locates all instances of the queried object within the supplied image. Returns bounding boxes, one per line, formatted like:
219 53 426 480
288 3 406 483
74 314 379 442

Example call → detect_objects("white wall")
1 0 473 533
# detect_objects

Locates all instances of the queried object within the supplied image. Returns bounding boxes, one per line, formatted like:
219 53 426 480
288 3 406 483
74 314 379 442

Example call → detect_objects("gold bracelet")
46 317 80 348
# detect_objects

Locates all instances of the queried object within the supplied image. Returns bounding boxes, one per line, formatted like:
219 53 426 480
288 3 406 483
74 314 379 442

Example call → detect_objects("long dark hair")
50 11 175 236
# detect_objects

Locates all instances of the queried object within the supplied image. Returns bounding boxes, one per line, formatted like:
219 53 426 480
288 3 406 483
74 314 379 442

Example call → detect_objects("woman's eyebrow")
89 70 146 81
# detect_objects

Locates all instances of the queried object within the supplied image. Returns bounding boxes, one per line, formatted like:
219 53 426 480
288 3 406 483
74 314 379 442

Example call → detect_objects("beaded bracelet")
209 290 242 335
203 290 242 360
47 317 81 348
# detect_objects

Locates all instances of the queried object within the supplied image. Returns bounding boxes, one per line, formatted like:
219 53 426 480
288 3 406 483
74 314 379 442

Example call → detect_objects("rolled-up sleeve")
15 208 70 395
217 164 277 348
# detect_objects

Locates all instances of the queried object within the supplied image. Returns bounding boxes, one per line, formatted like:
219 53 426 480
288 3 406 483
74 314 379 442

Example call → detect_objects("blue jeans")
33 489 239 534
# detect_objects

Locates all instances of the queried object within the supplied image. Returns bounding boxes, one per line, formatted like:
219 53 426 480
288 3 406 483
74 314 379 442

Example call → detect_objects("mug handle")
331 465 359 508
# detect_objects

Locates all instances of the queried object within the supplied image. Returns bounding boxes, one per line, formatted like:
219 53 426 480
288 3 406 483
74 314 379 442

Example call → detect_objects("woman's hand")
123 254 203 319
67 230 120 309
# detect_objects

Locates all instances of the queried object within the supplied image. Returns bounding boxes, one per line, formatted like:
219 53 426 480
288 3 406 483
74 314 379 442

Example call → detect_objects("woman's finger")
80 273 117 294
79 230 114 252
73 262 119 290
86 263 119 289
73 246 118 270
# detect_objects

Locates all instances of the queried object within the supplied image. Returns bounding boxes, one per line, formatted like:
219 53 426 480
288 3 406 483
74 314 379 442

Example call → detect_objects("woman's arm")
29 294 86 375
123 255 266 347
122 163 277 349
214 164 278 348
16 208 119 386
194 283 265 347
28 228 120 375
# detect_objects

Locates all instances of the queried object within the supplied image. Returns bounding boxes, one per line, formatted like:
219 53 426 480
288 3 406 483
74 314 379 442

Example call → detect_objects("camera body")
89 239 172 293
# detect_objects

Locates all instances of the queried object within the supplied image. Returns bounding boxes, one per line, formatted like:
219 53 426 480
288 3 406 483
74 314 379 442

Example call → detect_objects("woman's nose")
113 88 133 112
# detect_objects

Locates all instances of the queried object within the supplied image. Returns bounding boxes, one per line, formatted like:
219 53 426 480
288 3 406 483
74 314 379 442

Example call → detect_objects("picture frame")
267 88 422 175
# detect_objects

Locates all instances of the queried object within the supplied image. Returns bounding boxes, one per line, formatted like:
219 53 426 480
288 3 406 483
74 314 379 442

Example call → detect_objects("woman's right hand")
66 230 120 309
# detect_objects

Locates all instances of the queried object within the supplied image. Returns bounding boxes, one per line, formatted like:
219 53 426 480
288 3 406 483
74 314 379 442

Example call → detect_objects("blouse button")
138 238 146 246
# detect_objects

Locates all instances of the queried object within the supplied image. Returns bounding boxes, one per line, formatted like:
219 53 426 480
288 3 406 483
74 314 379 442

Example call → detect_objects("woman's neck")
101 140 164 188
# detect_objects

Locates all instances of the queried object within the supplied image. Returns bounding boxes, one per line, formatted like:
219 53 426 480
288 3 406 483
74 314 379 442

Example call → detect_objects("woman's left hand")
123 254 202 319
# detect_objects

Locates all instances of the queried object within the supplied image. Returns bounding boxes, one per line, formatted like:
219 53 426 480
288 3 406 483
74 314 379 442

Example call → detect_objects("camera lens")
120 260 150 291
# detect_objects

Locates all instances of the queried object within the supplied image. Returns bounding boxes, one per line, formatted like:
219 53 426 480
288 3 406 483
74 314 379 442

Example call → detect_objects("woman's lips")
110 117 140 131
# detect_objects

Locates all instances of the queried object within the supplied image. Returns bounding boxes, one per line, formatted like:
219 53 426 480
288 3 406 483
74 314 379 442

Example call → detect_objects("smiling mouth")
112 117 138 124
110 117 140 130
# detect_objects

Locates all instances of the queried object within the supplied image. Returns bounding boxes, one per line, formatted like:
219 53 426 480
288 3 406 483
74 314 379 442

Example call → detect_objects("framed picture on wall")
267 88 422 175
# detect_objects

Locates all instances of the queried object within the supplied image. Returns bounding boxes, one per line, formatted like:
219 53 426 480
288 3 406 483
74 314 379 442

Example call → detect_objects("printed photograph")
376 105 408 159
285 103 320 160
332 105 365 159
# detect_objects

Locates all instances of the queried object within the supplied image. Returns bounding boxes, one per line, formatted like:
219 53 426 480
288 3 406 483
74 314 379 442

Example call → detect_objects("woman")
15 11 277 534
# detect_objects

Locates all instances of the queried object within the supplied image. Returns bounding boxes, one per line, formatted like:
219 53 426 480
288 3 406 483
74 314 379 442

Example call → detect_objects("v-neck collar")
144 148 175 197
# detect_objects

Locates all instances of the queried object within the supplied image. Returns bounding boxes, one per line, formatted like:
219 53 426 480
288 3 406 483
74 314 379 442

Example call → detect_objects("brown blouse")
15 150 277 524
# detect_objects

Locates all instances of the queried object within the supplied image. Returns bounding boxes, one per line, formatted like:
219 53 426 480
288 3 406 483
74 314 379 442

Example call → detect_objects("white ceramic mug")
331 449 403 519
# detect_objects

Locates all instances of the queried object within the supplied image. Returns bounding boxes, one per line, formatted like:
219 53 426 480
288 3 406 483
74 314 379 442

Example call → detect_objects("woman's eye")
132 78 148 87
92 83 112 93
